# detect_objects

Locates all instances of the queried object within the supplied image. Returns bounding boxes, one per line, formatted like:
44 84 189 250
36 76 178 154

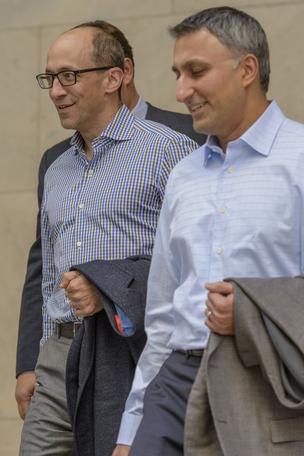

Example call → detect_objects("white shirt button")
88 169 94 177
227 166 234 173
219 207 226 214
216 247 223 255
78 203 84 209
76 241 82 247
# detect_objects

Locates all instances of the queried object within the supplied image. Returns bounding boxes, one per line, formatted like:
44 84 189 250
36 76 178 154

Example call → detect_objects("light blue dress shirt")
117 101 304 445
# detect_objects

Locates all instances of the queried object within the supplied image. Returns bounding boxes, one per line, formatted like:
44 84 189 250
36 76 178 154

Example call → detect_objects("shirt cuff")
116 410 143 446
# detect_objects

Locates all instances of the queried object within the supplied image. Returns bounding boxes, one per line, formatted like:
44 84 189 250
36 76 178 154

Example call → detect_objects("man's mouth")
57 103 75 111
189 102 207 113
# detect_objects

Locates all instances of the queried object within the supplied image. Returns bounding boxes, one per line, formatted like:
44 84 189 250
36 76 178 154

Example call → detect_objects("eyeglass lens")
37 71 76 89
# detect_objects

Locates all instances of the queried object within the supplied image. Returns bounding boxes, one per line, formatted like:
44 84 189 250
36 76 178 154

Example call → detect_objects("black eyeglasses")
36 66 114 89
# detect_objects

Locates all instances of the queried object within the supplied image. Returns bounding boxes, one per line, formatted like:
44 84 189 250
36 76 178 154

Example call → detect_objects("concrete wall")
1 0 303 453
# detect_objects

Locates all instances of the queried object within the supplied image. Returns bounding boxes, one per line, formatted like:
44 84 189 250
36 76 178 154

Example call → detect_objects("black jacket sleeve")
16 138 71 376
145 102 206 146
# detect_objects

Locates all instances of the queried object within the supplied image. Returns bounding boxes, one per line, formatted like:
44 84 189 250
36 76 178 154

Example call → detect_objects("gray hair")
170 6 270 92
72 22 125 70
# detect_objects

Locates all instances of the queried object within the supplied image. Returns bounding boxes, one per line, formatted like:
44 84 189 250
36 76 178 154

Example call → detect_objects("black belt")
176 349 204 357
55 322 82 339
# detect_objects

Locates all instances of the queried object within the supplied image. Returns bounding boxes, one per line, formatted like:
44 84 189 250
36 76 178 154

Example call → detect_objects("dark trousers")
130 350 202 456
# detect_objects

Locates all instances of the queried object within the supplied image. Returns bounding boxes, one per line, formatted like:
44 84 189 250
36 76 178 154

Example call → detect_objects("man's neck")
81 101 123 159
123 83 140 111
219 96 269 152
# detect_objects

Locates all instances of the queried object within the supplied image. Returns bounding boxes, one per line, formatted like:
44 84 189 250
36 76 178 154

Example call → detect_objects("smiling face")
46 28 115 138
172 28 250 145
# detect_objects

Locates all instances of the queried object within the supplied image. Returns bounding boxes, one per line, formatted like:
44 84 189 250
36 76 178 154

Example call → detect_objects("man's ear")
123 57 134 85
239 53 259 89
104 67 124 94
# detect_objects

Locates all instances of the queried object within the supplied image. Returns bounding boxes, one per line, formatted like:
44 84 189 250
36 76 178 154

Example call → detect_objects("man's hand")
15 371 36 419
112 444 131 456
204 281 234 335
60 271 103 317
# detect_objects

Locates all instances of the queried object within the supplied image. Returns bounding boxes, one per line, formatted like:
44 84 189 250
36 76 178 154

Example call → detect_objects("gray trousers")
19 333 74 456
130 350 202 456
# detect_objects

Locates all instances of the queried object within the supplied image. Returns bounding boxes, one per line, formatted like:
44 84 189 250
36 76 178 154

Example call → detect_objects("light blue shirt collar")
132 96 148 120
203 100 286 166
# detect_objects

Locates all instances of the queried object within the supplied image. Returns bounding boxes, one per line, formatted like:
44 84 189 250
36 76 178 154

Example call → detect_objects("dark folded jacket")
66 255 150 456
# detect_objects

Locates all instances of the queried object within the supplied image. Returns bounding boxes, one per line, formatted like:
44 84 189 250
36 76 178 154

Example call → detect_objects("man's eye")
190 69 206 78
42 75 52 83
62 72 74 81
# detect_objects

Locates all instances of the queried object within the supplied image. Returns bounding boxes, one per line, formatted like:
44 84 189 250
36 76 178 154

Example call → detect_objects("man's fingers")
71 297 103 317
206 292 234 316
112 444 131 456
17 399 30 420
15 372 36 420
207 292 224 308
205 299 214 317
60 270 81 289
205 281 233 295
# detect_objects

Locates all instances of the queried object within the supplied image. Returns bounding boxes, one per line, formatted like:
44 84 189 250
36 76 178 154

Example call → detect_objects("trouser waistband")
175 349 204 357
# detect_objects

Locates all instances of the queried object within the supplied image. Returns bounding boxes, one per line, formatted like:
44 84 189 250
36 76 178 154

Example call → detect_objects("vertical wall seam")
36 26 42 161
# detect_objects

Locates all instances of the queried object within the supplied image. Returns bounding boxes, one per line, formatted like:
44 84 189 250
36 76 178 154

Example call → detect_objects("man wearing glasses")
18 22 197 455
15 20 204 430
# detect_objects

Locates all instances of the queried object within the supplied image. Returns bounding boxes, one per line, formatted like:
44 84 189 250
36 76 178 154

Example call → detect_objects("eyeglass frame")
35 65 115 89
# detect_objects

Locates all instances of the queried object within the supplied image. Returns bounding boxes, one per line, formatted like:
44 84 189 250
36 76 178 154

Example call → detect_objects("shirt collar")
202 100 286 166
240 100 285 156
71 104 134 152
132 96 148 120
202 136 224 166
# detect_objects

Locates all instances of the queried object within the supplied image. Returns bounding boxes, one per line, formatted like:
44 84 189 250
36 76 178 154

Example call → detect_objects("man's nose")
176 77 194 104
49 76 68 99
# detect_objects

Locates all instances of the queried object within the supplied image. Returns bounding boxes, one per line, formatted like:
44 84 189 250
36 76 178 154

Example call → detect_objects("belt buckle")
189 349 204 357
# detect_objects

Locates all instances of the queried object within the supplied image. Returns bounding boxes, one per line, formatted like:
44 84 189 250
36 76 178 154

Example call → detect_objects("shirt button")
227 166 234 173
78 203 84 209
219 207 226 214
216 247 223 255
76 241 82 247
88 170 94 177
